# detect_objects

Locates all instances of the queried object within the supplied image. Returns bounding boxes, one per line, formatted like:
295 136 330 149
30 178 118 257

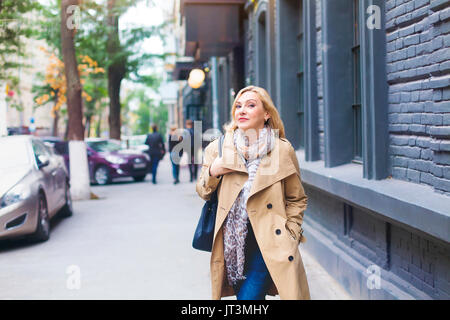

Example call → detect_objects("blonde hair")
223 85 286 139
169 124 178 133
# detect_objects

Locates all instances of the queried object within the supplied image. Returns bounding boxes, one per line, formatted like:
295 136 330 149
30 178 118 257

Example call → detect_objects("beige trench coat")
196 129 311 300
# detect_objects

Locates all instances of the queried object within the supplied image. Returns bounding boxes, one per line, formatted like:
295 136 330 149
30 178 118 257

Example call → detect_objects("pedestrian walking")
186 119 199 182
168 125 183 184
145 124 166 184
196 85 310 300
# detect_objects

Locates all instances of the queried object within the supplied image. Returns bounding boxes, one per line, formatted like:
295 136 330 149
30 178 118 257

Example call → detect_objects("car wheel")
133 175 146 182
94 166 111 185
60 181 73 217
31 194 50 242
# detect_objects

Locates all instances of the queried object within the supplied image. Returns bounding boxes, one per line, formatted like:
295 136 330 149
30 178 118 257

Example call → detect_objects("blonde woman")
196 86 310 300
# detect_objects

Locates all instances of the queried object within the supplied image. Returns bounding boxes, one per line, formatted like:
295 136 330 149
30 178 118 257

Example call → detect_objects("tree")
150 100 168 139
0 0 41 83
60 0 90 200
106 0 126 140
33 48 104 136
35 0 108 138
122 89 151 135
75 0 164 140
37 0 165 140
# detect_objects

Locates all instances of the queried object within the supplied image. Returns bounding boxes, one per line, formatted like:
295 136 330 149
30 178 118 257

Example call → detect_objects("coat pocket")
271 213 299 250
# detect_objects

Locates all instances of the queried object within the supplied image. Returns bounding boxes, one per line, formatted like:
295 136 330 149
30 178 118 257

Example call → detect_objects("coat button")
275 229 281 235
288 256 294 262
267 203 272 209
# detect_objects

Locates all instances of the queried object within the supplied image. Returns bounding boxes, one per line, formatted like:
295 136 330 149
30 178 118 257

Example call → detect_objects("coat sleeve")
283 145 308 243
159 134 166 153
196 139 222 201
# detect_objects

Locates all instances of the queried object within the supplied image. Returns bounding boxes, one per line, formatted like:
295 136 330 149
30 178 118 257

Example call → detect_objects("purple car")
41 137 150 185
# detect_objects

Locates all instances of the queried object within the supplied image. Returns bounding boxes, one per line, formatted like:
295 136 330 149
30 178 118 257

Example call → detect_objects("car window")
32 140 50 164
43 142 56 155
52 141 68 155
87 140 122 152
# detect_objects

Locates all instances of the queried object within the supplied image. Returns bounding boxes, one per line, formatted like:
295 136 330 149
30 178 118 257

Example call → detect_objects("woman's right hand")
209 156 235 177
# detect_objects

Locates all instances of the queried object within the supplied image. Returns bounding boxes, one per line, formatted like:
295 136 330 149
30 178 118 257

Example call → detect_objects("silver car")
0 135 72 242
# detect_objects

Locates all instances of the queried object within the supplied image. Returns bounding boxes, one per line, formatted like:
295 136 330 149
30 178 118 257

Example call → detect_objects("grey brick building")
178 0 450 299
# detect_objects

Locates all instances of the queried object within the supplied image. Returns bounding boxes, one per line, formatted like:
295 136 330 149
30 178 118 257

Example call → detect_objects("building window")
297 0 305 148
257 12 267 89
352 0 362 162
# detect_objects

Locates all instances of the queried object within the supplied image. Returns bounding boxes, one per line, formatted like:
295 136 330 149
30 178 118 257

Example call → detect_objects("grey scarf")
223 125 276 286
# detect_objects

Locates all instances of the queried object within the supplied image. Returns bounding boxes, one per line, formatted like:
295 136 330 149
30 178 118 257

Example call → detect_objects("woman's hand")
209 156 235 177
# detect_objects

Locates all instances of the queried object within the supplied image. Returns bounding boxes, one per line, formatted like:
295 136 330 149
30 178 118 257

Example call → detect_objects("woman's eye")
236 105 241 109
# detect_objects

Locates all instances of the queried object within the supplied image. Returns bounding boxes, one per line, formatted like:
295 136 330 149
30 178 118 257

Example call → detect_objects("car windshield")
87 140 122 152
0 139 31 169
129 136 146 146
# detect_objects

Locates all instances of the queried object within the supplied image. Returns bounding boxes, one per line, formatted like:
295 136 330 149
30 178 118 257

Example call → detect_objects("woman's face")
234 91 269 132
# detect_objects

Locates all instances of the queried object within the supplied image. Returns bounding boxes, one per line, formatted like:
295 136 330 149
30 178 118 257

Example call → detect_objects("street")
0 156 350 300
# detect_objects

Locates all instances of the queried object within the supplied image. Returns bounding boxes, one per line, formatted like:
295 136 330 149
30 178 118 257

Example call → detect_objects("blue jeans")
234 223 272 300
150 158 160 183
170 152 180 181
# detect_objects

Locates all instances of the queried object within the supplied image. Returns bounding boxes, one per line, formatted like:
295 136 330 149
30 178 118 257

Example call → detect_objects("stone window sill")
295 150 450 243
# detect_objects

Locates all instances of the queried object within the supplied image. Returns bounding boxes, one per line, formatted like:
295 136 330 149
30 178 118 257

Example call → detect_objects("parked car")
41 137 150 185
40 136 70 170
121 135 149 153
0 135 72 242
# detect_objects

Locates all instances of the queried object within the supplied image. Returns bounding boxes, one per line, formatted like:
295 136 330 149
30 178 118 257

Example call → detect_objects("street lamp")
187 68 205 89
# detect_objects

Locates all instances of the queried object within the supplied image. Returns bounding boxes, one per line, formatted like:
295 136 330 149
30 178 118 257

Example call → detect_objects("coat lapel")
220 131 247 174
213 131 298 243
248 137 297 199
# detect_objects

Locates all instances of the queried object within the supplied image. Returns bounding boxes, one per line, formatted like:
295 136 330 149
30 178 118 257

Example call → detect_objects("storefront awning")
181 0 245 60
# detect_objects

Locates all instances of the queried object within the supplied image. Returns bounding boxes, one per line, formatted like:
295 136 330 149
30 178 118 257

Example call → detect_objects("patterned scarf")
223 124 276 286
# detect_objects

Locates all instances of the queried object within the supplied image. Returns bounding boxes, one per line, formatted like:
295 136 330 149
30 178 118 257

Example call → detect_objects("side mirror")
37 156 50 169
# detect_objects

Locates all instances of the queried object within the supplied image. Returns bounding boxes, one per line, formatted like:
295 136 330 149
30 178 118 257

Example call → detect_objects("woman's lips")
238 118 248 121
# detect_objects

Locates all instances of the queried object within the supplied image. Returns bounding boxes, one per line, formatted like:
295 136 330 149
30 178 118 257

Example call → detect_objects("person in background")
168 125 183 184
185 119 199 182
145 124 166 184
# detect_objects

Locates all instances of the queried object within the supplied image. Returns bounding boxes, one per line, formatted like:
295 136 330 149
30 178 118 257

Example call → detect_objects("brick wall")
391 223 450 299
386 0 450 195
305 185 450 299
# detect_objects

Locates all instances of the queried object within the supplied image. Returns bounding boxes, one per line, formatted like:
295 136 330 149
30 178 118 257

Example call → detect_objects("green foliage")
29 0 165 137
0 0 41 88
151 100 168 139
122 88 167 138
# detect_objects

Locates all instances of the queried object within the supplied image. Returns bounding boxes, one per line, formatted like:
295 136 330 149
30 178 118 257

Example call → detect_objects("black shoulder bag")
192 134 225 252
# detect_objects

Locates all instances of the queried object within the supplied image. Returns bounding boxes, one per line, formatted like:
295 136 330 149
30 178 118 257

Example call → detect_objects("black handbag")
192 134 225 252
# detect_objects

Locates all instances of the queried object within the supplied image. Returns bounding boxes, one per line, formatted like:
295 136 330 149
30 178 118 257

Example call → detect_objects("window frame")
352 0 363 164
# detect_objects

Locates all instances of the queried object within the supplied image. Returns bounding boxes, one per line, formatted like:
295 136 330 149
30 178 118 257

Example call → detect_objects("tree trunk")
96 112 101 137
108 71 123 140
52 107 59 137
85 114 92 137
107 0 126 140
61 0 83 141
61 0 90 200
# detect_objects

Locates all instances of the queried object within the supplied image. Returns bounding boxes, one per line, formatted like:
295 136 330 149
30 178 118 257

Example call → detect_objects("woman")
196 86 310 300
168 125 183 184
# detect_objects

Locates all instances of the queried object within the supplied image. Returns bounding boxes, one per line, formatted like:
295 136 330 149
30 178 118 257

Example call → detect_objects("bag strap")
218 134 225 157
